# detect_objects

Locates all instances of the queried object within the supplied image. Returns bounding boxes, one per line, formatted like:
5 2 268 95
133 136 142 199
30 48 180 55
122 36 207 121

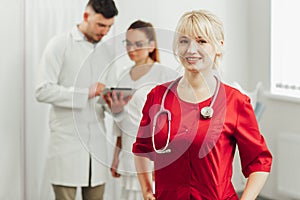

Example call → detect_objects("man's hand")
88 82 106 99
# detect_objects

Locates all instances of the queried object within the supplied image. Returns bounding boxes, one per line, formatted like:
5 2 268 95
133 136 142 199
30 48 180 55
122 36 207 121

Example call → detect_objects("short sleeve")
234 95 272 178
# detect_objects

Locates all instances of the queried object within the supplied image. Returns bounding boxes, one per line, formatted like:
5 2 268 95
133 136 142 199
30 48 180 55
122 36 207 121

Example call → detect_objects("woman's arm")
240 171 269 200
234 95 272 200
134 156 155 200
111 136 122 177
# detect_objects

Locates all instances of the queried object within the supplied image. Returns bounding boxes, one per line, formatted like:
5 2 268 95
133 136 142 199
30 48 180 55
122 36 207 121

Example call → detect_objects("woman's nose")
187 40 198 53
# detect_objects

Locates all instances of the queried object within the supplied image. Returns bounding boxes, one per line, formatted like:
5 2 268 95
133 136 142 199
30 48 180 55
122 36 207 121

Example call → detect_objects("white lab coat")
114 63 180 171
36 26 116 186
110 63 179 198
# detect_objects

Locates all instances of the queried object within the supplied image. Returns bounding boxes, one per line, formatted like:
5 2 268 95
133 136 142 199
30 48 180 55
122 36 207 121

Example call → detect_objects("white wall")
249 0 300 199
113 0 251 80
0 0 23 199
223 0 249 84
113 0 228 75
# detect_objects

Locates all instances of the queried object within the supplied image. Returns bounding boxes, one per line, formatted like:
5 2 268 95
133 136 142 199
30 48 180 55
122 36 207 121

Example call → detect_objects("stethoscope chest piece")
200 106 214 119
151 75 220 154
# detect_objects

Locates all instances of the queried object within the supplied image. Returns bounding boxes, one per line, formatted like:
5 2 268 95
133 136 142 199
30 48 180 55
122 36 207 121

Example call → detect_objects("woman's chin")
184 62 211 73
184 64 202 72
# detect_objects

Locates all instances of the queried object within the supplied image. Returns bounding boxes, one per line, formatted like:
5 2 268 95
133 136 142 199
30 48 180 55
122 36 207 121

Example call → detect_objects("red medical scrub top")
132 81 272 200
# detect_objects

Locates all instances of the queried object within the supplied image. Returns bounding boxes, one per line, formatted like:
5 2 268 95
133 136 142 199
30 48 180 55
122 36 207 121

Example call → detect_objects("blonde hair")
173 10 224 69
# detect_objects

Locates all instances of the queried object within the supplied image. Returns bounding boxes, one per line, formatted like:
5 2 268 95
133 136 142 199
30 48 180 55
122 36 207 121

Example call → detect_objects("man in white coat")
35 0 118 199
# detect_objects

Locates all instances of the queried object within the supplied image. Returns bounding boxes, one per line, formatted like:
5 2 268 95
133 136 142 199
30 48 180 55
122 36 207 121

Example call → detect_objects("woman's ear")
220 40 224 46
216 40 224 56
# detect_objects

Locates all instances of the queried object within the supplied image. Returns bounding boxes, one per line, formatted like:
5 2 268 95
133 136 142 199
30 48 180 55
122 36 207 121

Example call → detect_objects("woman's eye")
197 39 207 44
125 42 133 46
179 39 189 44
135 42 144 48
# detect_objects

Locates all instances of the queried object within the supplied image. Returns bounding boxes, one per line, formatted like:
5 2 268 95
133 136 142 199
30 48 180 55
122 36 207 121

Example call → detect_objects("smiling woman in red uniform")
132 9 272 200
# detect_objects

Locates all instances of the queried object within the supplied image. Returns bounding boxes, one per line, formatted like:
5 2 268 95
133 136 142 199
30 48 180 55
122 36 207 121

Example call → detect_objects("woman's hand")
144 192 156 200
110 157 121 178
111 136 121 178
135 156 156 200
103 91 131 114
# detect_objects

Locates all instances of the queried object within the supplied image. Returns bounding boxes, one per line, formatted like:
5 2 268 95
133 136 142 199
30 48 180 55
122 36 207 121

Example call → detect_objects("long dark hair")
128 20 160 62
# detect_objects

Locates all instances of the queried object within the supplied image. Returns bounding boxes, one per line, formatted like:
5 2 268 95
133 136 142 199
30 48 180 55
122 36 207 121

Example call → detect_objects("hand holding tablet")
99 87 135 113
101 87 135 113
103 87 136 99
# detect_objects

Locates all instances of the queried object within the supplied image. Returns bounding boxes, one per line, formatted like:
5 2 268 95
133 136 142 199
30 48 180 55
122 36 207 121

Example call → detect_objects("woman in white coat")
106 20 179 200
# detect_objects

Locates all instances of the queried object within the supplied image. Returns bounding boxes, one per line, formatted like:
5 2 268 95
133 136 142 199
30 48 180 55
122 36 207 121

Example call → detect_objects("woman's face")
177 35 216 72
125 29 153 64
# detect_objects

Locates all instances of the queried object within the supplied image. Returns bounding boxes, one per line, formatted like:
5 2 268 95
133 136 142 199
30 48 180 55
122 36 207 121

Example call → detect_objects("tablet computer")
98 87 135 104
103 87 135 97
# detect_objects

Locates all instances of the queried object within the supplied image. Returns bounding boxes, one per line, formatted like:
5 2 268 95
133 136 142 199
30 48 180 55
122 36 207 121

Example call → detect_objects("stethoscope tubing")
151 77 181 154
151 76 220 154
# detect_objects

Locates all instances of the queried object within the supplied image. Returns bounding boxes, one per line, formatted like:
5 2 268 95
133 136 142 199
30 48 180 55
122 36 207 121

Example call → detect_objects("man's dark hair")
87 0 118 18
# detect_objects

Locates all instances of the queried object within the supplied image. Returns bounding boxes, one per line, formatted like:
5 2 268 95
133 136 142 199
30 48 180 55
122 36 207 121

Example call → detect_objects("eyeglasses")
122 40 150 49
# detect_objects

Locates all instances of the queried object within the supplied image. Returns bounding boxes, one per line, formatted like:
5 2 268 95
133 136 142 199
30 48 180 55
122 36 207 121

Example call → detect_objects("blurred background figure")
35 0 118 199
106 20 179 200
